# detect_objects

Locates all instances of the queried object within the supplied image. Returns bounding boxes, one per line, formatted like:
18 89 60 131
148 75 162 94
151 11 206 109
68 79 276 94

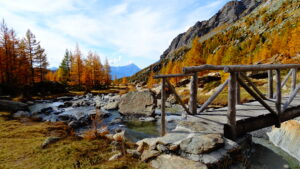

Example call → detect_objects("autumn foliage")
0 20 48 88
0 20 112 94
158 2 300 82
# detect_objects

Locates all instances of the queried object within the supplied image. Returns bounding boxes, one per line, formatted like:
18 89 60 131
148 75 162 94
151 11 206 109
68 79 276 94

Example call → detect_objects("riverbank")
0 111 151 169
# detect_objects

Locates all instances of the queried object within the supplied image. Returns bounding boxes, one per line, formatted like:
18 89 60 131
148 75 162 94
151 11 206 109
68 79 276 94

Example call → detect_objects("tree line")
0 20 111 93
46 45 112 91
0 20 48 87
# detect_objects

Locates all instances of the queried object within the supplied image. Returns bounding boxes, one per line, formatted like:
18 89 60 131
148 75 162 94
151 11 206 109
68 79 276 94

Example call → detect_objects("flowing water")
29 98 299 168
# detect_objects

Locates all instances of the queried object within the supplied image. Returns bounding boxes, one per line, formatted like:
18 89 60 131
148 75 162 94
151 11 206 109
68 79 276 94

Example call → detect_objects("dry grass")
0 112 151 169
83 109 110 141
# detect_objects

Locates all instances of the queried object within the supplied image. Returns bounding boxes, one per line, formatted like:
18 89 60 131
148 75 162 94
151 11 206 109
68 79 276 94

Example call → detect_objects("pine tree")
24 29 41 84
34 44 48 82
103 58 111 86
58 49 71 83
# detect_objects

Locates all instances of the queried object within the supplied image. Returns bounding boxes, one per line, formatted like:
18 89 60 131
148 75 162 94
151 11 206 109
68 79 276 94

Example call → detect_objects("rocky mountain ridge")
131 0 263 83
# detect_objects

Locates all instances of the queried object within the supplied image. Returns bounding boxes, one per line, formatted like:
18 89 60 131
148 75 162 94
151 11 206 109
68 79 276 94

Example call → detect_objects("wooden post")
236 73 241 105
227 72 237 139
161 78 166 136
275 69 281 126
292 68 297 92
268 70 274 99
189 72 198 115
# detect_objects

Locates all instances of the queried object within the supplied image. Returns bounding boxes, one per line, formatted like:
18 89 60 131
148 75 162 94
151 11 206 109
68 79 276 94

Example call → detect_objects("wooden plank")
161 78 166 136
275 69 281 126
283 83 300 112
224 64 300 72
165 79 191 116
183 64 225 73
227 72 237 140
268 70 274 99
240 72 267 100
154 73 193 79
189 72 198 115
198 79 229 113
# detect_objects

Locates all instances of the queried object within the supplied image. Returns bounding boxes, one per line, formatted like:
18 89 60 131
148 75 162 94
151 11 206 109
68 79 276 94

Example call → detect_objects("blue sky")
0 0 230 68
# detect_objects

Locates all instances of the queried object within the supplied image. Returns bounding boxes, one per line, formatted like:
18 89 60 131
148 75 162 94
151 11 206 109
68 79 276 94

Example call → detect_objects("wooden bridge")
154 64 300 140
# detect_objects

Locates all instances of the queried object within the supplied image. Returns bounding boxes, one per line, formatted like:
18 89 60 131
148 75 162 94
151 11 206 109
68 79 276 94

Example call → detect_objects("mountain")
131 0 300 83
49 67 58 71
111 63 141 79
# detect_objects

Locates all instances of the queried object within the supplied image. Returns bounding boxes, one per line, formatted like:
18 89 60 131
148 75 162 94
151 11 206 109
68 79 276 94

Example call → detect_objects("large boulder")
179 134 224 154
0 100 28 112
267 120 300 161
119 90 156 117
150 154 207 169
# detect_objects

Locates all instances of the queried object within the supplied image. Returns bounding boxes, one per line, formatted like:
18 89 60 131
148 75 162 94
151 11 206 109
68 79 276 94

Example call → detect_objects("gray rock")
0 100 28 112
267 120 300 161
58 101 72 108
93 95 102 109
119 90 156 117
150 154 208 169
179 134 224 154
13 111 31 118
40 107 53 115
103 101 119 110
156 144 168 153
141 149 161 162
72 99 91 107
41 137 60 149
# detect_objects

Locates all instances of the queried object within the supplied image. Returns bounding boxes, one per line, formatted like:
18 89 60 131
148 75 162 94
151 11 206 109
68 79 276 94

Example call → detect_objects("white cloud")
0 0 230 68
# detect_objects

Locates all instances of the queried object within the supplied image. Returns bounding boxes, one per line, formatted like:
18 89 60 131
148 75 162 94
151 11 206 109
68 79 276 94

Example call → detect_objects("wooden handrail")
224 64 300 72
156 63 299 140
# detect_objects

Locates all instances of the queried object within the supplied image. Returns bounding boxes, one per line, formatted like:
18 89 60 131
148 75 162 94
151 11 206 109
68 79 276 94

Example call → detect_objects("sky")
0 0 230 69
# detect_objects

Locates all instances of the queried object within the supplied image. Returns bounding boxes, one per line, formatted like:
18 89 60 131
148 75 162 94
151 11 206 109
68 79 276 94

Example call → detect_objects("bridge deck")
184 94 300 135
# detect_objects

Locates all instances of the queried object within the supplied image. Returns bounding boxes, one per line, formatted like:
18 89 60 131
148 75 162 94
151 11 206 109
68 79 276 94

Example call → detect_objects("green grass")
0 112 151 169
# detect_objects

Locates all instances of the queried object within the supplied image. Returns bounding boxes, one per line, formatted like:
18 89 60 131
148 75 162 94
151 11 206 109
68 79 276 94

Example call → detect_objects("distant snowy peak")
111 63 141 79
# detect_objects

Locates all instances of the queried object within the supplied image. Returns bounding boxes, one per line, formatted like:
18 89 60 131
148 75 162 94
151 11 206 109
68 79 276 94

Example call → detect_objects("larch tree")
34 44 48 82
70 44 83 86
24 29 41 84
103 58 111 86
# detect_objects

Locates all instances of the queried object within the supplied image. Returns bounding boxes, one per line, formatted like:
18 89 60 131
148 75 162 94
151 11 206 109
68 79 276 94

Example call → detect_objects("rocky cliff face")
131 0 263 83
161 0 262 60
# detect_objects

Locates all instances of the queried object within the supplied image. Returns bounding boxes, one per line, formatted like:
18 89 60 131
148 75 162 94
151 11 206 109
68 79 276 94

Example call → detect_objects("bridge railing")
155 64 300 139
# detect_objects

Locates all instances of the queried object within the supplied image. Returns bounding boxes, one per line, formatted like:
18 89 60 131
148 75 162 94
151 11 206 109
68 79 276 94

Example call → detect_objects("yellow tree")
147 72 156 88
184 37 205 66
70 44 83 86
121 77 127 85
288 25 300 57
82 52 93 91
92 52 103 87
